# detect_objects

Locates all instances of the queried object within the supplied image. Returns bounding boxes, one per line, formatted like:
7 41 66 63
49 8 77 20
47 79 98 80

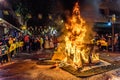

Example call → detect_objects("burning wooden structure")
52 2 99 69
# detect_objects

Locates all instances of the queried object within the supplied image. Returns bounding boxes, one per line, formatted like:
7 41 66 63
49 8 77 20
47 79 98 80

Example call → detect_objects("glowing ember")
52 2 99 69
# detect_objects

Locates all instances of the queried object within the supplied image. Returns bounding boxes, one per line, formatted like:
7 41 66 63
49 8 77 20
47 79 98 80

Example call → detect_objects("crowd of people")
0 32 58 65
23 34 58 53
1 29 120 65
93 33 120 51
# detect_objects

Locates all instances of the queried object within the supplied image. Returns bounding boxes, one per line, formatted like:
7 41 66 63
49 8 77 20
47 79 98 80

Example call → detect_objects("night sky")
10 0 81 13
8 0 86 26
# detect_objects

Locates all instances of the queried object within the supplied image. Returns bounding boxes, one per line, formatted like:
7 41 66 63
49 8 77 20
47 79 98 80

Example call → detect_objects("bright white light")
0 18 2 21
53 30 57 34
61 20 64 23
108 22 112 26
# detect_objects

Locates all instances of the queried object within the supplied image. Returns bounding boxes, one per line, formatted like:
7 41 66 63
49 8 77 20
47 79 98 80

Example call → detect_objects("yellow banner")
9 43 16 53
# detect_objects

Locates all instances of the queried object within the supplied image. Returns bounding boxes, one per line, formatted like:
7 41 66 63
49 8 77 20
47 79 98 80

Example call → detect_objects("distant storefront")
94 22 120 34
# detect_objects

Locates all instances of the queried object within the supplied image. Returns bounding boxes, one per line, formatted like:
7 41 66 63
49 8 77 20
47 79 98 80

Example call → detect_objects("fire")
52 2 99 69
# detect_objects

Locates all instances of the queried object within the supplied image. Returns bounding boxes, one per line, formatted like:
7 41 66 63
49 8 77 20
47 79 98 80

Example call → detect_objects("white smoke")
116 0 120 11
85 0 101 14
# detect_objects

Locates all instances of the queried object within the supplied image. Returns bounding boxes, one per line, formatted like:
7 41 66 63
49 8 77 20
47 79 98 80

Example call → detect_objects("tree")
14 2 31 25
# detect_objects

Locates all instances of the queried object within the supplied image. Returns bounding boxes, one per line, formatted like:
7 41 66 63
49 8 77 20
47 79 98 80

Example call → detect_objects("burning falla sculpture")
52 2 99 69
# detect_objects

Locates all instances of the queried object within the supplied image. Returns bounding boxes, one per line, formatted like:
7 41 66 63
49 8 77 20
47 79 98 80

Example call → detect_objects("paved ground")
0 50 120 80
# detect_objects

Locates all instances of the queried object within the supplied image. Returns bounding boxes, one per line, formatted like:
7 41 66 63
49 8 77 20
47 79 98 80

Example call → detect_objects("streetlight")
111 14 116 52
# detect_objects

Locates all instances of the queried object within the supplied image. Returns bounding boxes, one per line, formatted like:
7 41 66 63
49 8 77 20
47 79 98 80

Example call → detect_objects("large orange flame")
52 2 99 69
